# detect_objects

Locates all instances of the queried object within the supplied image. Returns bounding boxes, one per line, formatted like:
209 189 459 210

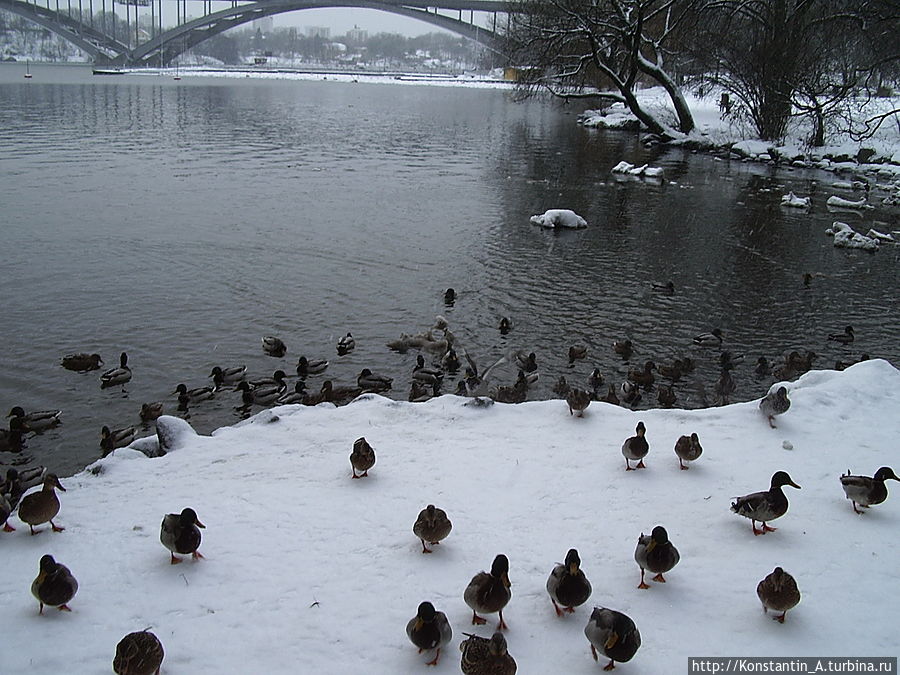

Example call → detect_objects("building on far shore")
305 26 331 39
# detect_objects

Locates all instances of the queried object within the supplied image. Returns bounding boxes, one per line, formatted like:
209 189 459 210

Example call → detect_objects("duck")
759 386 791 428
627 361 656 388
350 436 375 478
568 345 588 362
657 360 683 381
461 350 507 397
442 348 461 372
754 356 772 377
588 368 604 395
443 288 457 305
139 402 164 423
459 632 516 675
657 385 677 408
8 406 62 432
786 350 817 373
840 466 899 514
247 369 288 390
552 376 570 398
620 380 642 407
719 351 745 370
296 356 328 377
622 421 649 470
412 354 444 384
61 352 103 371
464 554 512 630
584 607 641 671
413 504 452 553
276 380 308 405
546 548 592 616
1 484 15 532
174 383 215 406
17 473 66 534
600 384 620 406
357 368 393 392
210 365 246 388
498 317 512 335
316 380 362 406
652 280 675 294
160 507 205 564
828 325 854 344
612 339 633 359
493 379 527 404
756 567 800 623
101 425 136 456
674 432 702 470
113 630 165 675
262 335 287 357
1 467 36 516
634 525 680 588
693 328 723 348
407 601 453 666
714 367 736 405
236 380 285 406
514 351 538 373
31 554 78 614
100 352 132 388
566 388 591 417
1 416 28 452
336 332 356 355
409 380 439 402
835 353 870 371
731 471 801 535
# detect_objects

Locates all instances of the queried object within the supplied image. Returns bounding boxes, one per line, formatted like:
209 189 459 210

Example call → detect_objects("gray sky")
272 8 456 37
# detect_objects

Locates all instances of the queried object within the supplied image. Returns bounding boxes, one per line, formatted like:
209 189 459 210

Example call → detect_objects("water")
2 64 898 477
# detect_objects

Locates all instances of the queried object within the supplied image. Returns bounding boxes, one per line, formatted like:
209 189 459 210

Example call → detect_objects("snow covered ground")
2 359 898 673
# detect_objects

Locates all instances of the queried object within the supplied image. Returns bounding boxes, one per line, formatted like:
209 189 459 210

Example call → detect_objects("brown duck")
17 473 66 535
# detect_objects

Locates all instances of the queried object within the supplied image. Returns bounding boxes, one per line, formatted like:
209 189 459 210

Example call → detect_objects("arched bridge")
0 0 511 67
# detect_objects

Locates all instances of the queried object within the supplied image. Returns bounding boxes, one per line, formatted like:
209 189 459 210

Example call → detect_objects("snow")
826 221 880 251
826 195 872 210
2 360 899 673
529 209 588 229
780 192 811 208
611 161 665 179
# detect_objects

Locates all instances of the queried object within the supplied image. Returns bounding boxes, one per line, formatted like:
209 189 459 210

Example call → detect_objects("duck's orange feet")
636 460 646 469
776 613 786 623
638 581 650 589
471 612 487 625
3 523 15 532
170 553 182 564
553 601 564 617
565 606 576 614
497 616 508 631
604 659 617 671
652 573 667 583
58 604 72 612
425 648 440 666
51 522 65 532
762 524 777 532
192 550 205 560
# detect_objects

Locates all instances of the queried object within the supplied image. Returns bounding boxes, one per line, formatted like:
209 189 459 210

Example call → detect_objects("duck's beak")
569 562 579 575
53 477 66 492
195 519 206 529
789 480 801 489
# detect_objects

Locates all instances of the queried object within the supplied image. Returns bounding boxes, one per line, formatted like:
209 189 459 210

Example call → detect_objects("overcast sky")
273 8 458 37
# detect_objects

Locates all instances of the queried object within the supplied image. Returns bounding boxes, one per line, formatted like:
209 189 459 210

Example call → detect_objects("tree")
505 0 698 139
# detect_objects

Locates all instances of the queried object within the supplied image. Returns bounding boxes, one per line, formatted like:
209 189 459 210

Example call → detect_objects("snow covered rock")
781 192 811 208
827 221 879 251
529 209 588 229
611 161 664 178
826 195 872 209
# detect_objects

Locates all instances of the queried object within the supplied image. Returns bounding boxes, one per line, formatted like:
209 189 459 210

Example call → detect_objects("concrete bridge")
1 0 511 66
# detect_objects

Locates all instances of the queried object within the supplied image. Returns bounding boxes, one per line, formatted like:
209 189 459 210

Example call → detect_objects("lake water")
2 63 897 477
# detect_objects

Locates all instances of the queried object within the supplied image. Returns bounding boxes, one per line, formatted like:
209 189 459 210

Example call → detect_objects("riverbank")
2 359 898 673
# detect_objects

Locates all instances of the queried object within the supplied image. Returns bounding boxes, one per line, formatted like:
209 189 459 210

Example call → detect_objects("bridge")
0 0 511 66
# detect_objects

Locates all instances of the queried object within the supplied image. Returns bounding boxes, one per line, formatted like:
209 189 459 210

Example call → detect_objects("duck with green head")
731 471 800 535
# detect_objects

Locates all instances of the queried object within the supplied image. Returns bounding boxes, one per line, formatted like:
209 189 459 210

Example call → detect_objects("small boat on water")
92 68 126 75
24 60 32 79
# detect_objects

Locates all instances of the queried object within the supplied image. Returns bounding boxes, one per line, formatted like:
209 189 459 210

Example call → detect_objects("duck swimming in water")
827 325 854 344
693 328 723 348
731 471 801 535
296 356 329 377
336 332 356 355
8 406 62 432
101 425 136 456
262 336 287 357
210 365 246 389
100 352 132 388
357 368 393 392
61 352 103 372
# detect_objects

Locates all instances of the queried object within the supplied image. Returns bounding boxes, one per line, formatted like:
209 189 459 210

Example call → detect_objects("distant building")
252 16 274 34
305 26 331 39
346 25 368 43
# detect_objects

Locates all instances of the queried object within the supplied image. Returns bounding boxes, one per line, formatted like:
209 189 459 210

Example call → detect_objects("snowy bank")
2 360 899 673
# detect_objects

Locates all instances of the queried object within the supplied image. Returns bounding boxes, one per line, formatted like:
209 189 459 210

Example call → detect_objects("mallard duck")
514 351 537 373
17 473 65 534
612 339 633 359
461 350 507 397
336 332 355 355
552 376 571 398
413 504 452 553
262 335 287 357
493 380 527 404
840 467 899 514
407 601 452 666
754 356 772 377
674 433 702 470
657 385 676 408
566 388 591 417
652 280 675 294
318 379 362 406
442 348 461 372
412 354 443 384
139 402 164 423
247 370 288 389
8 406 62 432
443 288 457 305
101 425 136 456
464 554 512 629
459 632 516 675
620 381 642 407
756 567 800 623
210 365 246 388
409 380 439 402
61 352 103 371
2 467 33 517
236 380 284 406
100 352 132 388
657 360 683 381
113 630 165 675
174 383 215 406
786 350 816 374
622 422 649 470
498 317 512 335
350 436 375 478
584 607 641 670
719 351 745 370
731 471 801 535
588 368 604 395
32 554 78 614
835 353 871 371
714 367 736 405
693 328 723 348
276 380 307 405
828 325 854 344
296 356 328 377
759 386 790 428
0 416 28 452
634 525 680 588
568 345 588 362
546 548 592 616
160 507 205 564
600 384 620 406
357 368 393 392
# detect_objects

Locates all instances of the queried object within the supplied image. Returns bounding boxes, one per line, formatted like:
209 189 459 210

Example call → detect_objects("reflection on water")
1 64 897 476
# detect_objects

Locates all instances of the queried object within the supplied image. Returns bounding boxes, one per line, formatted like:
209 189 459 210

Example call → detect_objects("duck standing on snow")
350 436 375 478
756 567 800 623
413 504 452 553
61 352 103 371
828 325 855 344
731 471 801 535
31 554 78 614
464 554 512 630
634 526 680 589
674 433 702 470
101 425 136 456
17 473 66 534
160 507 205 564
546 548 592 616
759 386 791 428
407 601 452 666
566 388 591 417
262 336 287 357
693 328 723 348
622 421 649 470
584 607 641 671
459 632 516 675
840 467 899 514
100 351 132 388
8 406 62 432
113 630 165 675
336 332 356 355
